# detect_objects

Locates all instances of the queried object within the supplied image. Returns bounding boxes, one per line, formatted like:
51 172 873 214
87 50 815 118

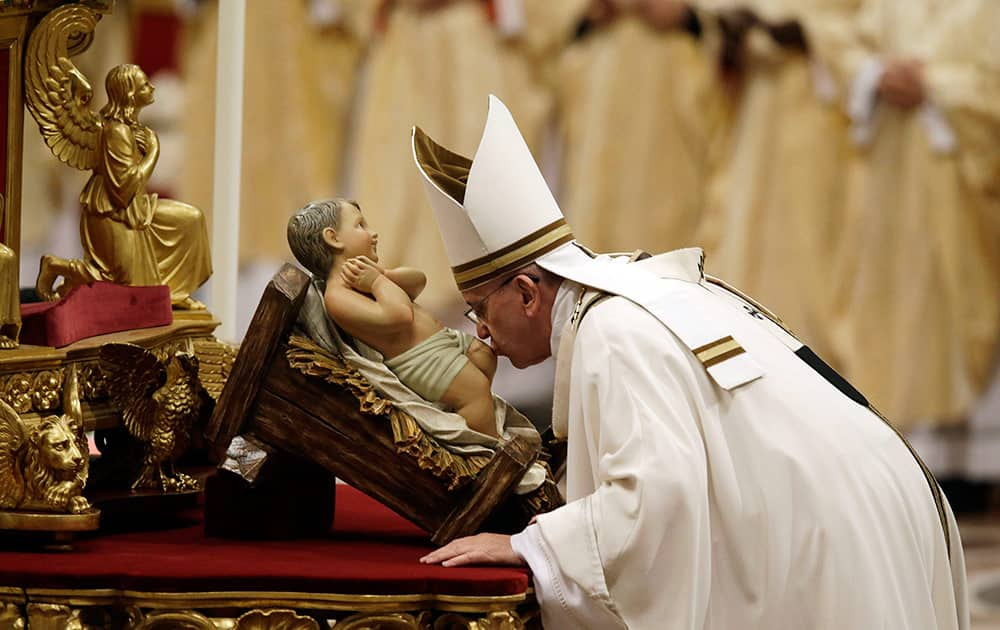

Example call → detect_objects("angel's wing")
0 399 25 509
24 4 102 171
99 343 164 442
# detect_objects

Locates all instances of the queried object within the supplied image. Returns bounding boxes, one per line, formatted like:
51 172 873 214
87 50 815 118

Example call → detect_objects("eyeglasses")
464 274 538 326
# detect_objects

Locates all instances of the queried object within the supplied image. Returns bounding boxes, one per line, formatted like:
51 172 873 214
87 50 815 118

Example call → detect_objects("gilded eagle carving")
99 343 213 492
25 3 211 309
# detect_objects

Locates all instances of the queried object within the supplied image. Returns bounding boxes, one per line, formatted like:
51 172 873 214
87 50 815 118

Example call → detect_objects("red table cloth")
0 485 530 597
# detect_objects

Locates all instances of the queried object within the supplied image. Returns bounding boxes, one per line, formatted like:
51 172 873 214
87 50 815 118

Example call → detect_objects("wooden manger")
205 264 561 544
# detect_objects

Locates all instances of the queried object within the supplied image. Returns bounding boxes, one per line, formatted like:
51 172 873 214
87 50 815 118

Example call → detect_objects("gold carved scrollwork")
31 370 62 412
1 374 33 414
128 608 319 630
24 603 93 630
433 612 524 630
77 363 107 401
127 608 216 630
233 609 318 630
334 611 432 630
0 362 110 416
0 602 24 630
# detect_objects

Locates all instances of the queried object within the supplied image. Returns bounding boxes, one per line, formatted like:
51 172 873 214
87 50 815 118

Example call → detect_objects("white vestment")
511 251 968 629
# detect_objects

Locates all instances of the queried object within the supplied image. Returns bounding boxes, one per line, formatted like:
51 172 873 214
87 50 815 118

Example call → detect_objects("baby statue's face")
336 204 379 262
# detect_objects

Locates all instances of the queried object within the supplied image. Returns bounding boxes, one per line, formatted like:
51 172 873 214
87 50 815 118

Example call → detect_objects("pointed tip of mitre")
413 95 573 290
412 124 487 273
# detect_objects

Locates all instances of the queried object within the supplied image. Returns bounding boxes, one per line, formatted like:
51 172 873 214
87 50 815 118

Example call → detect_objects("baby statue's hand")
342 257 383 293
351 255 384 274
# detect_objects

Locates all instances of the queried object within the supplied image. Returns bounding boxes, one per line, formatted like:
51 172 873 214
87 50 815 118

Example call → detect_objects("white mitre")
411 95 576 291
411 95 702 295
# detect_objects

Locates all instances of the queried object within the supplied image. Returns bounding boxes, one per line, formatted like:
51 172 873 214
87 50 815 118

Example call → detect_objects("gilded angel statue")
25 4 211 309
99 342 213 492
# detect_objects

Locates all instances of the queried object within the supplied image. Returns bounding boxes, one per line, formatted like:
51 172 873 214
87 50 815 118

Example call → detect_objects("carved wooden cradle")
205 265 562 545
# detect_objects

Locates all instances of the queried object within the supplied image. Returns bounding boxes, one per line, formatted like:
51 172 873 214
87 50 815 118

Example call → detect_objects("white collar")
549 280 583 362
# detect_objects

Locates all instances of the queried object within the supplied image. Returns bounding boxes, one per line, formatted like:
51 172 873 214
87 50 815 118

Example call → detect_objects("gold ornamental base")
0 509 100 532
0 312 232 434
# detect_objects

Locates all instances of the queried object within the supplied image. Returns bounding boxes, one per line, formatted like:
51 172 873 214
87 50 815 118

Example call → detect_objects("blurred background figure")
556 0 722 255
820 0 999 431
816 0 1000 530
695 0 855 362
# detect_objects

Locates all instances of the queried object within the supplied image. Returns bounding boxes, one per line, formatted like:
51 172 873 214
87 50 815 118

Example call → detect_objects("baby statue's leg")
465 339 498 382
440 362 498 438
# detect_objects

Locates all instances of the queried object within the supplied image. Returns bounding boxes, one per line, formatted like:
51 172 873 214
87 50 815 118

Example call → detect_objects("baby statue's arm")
384 267 427 301
326 259 414 338
347 256 426 301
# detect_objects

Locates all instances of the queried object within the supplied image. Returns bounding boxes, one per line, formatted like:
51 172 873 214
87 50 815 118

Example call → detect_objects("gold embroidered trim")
694 336 746 368
702 346 746 368
693 335 733 355
453 221 573 290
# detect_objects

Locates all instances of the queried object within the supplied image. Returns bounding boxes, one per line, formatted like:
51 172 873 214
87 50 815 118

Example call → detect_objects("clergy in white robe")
555 2 722 255
696 0 855 363
821 0 1000 428
413 95 969 630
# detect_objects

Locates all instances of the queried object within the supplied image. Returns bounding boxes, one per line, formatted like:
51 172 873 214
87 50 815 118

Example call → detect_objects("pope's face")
462 274 552 368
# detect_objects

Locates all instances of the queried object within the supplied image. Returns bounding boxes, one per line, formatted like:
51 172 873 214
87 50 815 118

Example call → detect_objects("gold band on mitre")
452 219 575 291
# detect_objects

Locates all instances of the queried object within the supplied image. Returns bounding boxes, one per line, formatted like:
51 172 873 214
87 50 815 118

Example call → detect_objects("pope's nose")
475 322 490 339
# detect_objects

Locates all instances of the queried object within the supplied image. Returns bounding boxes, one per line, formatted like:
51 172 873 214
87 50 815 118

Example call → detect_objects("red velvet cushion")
19 282 173 348
0 485 530 596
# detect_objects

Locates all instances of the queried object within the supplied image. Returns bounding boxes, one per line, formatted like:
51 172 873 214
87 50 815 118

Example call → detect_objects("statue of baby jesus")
287 199 499 437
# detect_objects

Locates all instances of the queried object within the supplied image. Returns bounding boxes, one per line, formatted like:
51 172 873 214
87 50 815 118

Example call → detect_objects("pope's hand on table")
419 533 525 567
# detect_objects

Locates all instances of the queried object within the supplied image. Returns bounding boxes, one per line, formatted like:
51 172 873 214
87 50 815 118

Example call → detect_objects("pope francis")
414 96 968 629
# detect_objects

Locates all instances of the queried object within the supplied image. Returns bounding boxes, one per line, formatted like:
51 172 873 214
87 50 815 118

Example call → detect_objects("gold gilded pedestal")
0 311 232 531
0 509 98 531
0 313 230 432
0 591 539 629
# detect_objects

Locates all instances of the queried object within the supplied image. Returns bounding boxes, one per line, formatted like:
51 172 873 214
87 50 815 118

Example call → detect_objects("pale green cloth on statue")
384 327 474 402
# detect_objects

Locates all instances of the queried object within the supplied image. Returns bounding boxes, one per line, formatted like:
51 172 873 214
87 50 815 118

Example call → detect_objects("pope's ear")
322 226 342 250
516 275 541 314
